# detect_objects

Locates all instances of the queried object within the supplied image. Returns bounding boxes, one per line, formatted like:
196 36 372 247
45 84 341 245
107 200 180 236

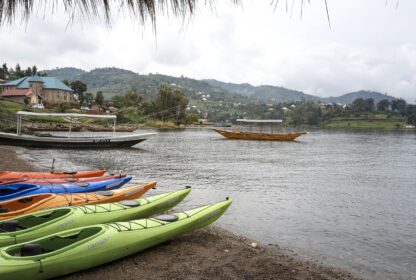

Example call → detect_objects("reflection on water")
27 128 416 280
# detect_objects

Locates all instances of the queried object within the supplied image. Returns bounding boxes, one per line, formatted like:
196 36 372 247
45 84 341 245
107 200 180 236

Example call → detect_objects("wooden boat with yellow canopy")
212 119 308 141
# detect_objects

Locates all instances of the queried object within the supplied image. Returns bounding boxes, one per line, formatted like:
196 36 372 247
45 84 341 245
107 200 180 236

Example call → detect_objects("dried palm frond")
0 0 329 28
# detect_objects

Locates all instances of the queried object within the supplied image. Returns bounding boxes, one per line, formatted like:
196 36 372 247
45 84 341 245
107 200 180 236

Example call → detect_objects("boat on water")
0 111 155 148
213 119 308 141
0 181 157 220
0 198 231 279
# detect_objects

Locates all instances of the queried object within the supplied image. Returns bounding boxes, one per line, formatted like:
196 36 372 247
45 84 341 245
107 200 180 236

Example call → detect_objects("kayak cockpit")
5 227 104 257
0 185 40 200
0 194 53 212
0 208 72 233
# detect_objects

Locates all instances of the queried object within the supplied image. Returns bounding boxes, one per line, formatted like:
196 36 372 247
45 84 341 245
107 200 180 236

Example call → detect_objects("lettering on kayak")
86 236 110 250
55 218 77 230
197 209 222 223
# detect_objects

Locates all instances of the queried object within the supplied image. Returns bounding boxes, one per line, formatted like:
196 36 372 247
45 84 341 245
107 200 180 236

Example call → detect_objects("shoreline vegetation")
0 145 362 280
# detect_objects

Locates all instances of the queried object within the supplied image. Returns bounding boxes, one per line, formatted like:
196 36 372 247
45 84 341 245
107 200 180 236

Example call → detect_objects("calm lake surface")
26 129 416 280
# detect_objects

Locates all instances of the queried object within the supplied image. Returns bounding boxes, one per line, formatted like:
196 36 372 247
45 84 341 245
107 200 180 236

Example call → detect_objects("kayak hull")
0 174 126 186
0 188 191 247
0 170 106 180
0 177 132 202
0 181 156 220
0 199 231 280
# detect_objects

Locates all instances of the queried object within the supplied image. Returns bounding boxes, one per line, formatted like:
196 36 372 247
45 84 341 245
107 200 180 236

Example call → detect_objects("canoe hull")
0 132 155 149
212 128 308 141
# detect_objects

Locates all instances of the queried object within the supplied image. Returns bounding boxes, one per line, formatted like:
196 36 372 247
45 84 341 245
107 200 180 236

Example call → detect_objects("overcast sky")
0 0 415 102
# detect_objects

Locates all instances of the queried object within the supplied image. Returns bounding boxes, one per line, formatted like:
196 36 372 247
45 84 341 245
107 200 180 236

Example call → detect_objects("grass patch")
325 118 405 129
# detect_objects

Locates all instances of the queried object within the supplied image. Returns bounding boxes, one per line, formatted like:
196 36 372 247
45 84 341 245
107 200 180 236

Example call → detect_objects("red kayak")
0 170 106 180
0 174 125 186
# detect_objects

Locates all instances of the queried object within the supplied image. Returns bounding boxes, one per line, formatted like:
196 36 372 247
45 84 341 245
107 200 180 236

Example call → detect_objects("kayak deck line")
107 200 230 232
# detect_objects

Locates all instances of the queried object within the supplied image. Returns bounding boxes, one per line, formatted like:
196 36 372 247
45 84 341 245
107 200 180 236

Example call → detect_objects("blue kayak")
0 177 132 202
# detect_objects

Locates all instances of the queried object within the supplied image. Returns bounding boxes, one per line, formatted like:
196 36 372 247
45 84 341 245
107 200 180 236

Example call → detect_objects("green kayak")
0 187 191 247
0 198 231 280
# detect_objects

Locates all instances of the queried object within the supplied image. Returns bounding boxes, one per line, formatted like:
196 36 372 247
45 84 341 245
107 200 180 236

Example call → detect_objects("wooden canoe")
212 128 308 141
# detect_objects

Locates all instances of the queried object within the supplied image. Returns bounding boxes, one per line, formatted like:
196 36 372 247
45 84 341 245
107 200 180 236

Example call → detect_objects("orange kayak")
0 174 126 186
0 180 156 220
0 170 106 180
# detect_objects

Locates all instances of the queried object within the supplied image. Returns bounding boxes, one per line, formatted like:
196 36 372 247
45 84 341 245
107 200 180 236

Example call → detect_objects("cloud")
0 1 415 102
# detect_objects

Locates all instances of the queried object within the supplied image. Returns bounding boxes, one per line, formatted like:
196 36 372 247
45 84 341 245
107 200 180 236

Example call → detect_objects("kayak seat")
118 200 140 207
153 214 179 222
18 197 33 203
63 171 77 175
95 191 114 197
0 207 9 213
19 243 52 256
0 220 19 232
63 178 78 182
75 183 89 188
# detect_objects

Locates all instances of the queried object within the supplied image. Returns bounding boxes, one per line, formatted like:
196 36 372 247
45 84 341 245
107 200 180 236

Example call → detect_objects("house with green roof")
0 76 75 106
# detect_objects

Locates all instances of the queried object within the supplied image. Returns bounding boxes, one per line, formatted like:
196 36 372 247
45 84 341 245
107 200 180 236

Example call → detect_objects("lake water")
26 128 416 280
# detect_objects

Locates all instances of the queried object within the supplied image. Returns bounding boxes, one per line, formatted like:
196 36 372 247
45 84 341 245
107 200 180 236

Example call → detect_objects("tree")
84 92 95 106
0 63 8 80
24 67 32 76
391 99 407 115
70 80 87 105
13 63 24 79
377 99 390 111
406 105 416 125
31 65 37 76
62 79 70 86
154 85 188 123
95 91 104 105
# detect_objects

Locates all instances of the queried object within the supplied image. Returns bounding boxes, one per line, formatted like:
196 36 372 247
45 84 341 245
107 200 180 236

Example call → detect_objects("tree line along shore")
1 63 415 130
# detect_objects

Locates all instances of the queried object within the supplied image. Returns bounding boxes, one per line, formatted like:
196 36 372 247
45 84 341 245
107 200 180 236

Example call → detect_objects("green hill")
45 67 399 105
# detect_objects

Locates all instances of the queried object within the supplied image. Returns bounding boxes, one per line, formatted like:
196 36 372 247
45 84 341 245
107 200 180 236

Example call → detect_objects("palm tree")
0 0 330 28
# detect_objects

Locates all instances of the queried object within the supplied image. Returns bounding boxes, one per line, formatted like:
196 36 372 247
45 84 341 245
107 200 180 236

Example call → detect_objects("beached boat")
0 187 191 247
0 177 132 202
0 174 126 186
0 181 157 220
0 198 231 279
0 111 155 148
213 119 308 141
0 170 106 180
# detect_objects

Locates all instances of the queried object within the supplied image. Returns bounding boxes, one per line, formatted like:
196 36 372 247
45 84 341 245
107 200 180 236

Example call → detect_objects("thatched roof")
0 1 330 28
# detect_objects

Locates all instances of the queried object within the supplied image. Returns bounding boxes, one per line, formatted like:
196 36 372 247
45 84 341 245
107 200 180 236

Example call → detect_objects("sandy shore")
0 146 362 280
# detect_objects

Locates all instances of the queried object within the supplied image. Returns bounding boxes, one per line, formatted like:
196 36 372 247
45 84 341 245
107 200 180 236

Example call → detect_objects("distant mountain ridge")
45 67 398 104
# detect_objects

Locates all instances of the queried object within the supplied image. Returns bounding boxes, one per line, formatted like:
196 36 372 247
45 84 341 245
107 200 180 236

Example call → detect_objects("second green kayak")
0 187 191 247
0 198 231 280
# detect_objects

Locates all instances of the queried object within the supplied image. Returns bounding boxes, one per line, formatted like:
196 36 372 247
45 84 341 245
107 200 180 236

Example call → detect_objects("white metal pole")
69 117 72 138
